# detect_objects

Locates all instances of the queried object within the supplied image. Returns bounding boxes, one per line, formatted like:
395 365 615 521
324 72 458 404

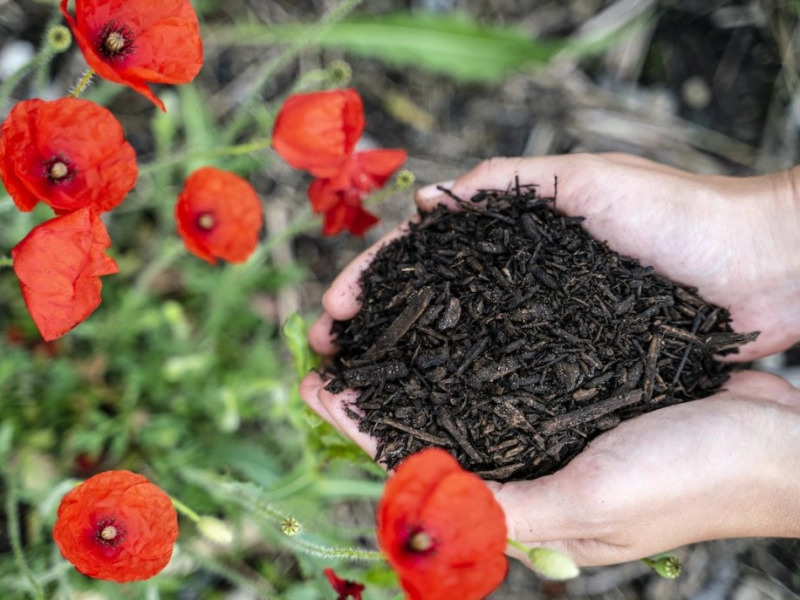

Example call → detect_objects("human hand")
489 370 800 566
300 152 800 564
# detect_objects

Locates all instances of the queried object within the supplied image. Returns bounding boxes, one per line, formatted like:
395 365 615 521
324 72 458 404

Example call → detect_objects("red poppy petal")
126 19 203 83
321 203 348 236
323 567 366 600
0 100 42 211
61 0 203 111
53 470 178 583
342 204 379 236
307 178 340 213
0 98 137 214
272 89 364 178
348 149 408 191
377 449 508 600
11 209 118 341
378 449 462 534
175 167 263 264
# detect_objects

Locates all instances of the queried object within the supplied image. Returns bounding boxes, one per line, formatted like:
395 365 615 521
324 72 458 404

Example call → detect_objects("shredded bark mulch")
324 185 758 481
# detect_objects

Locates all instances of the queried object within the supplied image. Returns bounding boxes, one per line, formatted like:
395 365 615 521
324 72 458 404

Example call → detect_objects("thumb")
487 476 640 567
486 474 594 546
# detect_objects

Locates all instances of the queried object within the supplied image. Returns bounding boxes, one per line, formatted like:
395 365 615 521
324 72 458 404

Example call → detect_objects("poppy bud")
197 516 234 546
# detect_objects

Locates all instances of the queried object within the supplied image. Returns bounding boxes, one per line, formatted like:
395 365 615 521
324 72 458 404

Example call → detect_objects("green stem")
139 138 272 176
507 539 529 554
0 256 13 268
288 537 384 562
0 49 55 111
170 496 201 523
5 472 45 600
262 206 319 254
69 69 95 98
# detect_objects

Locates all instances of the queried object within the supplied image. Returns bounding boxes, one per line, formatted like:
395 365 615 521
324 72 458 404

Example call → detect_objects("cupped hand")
299 152 800 565
491 370 800 566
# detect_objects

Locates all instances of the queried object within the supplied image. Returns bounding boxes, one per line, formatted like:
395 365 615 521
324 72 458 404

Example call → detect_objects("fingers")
321 218 415 320
299 371 338 428
317 384 379 458
723 370 800 407
308 312 337 356
298 371 379 459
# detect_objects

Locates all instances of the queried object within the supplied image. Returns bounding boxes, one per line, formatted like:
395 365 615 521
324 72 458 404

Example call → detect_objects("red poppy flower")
0 98 137 214
272 89 364 178
11 208 118 342
175 167 263 265
308 149 407 236
324 568 365 600
53 470 178 582
377 448 508 600
60 0 203 112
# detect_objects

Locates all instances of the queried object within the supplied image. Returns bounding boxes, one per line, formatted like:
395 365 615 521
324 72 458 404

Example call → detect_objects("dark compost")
324 185 757 481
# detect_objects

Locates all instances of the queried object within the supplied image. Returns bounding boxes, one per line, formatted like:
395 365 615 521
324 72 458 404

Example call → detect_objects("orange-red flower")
53 470 178 583
0 98 137 214
377 448 508 600
272 89 364 178
60 0 203 111
175 167 263 265
308 149 407 236
11 208 118 341
272 88 407 236
324 568 365 600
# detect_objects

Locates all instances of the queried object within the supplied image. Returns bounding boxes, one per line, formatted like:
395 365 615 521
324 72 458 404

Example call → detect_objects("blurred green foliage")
0 0 411 597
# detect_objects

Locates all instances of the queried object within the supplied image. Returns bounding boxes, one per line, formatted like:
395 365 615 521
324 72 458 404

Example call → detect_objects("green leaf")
210 12 564 81
282 313 320 378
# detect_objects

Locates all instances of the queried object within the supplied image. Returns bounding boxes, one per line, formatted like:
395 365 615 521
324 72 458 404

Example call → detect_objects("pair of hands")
300 153 800 567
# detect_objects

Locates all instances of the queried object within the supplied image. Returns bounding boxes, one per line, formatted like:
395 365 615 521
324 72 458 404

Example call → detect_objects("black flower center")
97 21 136 60
43 156 75 184
197 213 215 231
95 517 125 548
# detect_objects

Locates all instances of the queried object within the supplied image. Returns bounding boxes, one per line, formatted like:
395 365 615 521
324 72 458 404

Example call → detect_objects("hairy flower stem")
4 472 45 600
0 256 13 268
0 46 57 111
69 69 95 98
287 537 384 562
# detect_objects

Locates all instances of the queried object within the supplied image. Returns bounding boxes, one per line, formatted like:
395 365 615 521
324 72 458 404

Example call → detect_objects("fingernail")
417 180 455 200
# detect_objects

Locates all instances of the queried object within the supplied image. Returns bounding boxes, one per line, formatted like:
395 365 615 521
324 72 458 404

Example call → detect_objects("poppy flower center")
97 21 136 60
43 156 75 184
196 213 215 231
95 517 125 548
49 161 69 180
406 530 434 554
